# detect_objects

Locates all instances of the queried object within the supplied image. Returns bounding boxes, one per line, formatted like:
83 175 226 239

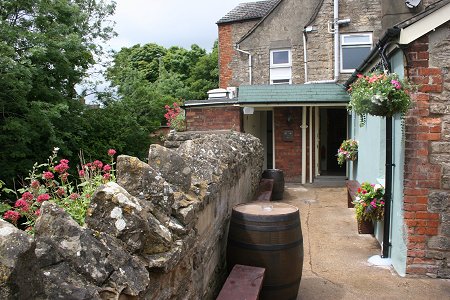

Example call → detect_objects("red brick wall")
218 24 233 89
403 35 446 277
273 107 317 182
185 107 242 131
274 108 302 181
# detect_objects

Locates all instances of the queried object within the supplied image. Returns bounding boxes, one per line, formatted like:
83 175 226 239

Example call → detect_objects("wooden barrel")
227 202 303 300
262 169 285 200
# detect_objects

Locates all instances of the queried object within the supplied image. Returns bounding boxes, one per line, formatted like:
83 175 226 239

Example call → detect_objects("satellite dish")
405 0 421 8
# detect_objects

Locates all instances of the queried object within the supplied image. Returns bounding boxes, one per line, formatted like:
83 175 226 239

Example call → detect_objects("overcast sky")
109 0 246 52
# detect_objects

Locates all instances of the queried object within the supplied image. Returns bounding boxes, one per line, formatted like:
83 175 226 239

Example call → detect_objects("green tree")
0 0 116 184
107 41 219 102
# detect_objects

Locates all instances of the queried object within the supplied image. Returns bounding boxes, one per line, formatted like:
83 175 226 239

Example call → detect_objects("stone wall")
403 22 450 278
0 132 264 299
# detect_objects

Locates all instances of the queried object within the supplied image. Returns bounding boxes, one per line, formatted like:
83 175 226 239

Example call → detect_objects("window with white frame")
340 33 372 73
270 49 292 84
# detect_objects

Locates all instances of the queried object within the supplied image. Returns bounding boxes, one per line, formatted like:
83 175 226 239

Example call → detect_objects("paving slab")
278 184 450 300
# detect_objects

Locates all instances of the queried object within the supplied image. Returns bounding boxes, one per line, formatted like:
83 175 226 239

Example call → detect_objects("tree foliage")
0 0 116 184
0 0 219 188
107 41 219 101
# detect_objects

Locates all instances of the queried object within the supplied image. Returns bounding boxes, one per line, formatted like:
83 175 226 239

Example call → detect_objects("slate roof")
238 84 350 104
216 0 281 24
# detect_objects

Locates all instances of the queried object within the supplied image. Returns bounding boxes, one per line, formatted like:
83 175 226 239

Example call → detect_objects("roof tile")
217 0 280 24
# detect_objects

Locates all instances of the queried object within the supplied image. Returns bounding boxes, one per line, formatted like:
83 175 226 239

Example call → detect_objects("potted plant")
337 139 358 166
353 182 385 234
348 71 413 126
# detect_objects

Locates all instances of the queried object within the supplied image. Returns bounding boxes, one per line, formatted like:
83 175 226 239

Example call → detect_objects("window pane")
343 35 371 44
272 51 289 64
342 46 371 70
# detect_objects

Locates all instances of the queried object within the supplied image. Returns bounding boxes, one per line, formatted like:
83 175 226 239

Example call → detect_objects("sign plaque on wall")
282 130 294 142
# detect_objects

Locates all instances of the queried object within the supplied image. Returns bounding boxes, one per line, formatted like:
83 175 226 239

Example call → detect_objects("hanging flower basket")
337 139 358 166
347 71 413 125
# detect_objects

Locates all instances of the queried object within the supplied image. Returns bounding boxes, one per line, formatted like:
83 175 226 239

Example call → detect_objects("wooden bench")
346 180 360 208
216 264 265 300
253 178 274 202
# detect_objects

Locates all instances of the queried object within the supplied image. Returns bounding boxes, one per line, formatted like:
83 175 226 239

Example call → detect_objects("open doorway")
243 110 273 170
319 108 347 176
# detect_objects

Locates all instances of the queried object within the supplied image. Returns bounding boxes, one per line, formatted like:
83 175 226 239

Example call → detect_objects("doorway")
319 108 347 176
243 110 273 170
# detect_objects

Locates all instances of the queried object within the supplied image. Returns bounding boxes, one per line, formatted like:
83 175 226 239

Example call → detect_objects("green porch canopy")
238 83 349 104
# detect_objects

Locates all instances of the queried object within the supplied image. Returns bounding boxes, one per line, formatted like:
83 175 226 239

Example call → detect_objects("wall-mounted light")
243 107 254 115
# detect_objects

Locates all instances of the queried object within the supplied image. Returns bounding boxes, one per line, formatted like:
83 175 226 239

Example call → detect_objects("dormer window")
340 33 372 73
270 49 292 84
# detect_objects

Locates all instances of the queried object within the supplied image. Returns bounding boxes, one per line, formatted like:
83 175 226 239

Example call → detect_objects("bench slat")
254 178 274 202
216 264 265 300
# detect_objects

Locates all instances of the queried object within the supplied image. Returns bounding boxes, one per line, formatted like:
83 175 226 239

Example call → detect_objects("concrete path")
279 184 450 300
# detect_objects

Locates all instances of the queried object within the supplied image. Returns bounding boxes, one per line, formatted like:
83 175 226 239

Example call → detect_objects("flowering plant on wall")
0 147 116 234
337 139 358 166
164 102 186 132
348 71 413 125
353 182 385 221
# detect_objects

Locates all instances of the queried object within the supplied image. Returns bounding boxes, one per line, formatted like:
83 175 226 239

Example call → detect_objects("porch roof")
238 83 350 104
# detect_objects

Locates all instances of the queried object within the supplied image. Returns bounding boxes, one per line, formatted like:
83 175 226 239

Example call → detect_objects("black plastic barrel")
262 169 285 200
227 202 303 300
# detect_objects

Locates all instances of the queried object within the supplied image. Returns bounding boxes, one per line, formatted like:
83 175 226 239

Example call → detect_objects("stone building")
186 0 384 182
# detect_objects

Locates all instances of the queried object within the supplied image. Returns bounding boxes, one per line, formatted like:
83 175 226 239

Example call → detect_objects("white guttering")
309 106 313 183
304 0 350 84
399 3 450 45
315 108 320 176
235 44 252 85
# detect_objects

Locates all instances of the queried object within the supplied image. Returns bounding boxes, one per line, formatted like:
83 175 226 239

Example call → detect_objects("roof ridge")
216 0 281 25
235 0 283 44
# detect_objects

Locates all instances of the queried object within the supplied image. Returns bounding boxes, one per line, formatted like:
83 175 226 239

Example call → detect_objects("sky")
108 0 246 52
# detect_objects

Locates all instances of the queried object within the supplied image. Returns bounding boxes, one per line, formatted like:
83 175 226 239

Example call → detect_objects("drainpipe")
301 107 308 184
303 31 309 82
304 0 350 84
235 44 252 85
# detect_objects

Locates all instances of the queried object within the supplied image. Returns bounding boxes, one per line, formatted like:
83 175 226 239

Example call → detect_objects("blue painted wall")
349 50 407 276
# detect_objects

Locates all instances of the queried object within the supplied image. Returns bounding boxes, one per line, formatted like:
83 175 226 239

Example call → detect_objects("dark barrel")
227 202 303 300
262 169 285 200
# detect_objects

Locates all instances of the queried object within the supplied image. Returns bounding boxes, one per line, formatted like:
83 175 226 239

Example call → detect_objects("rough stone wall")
185 106 242 131
403 23 450 278
218 0 383 86
306 0 382 82
0 132 264 299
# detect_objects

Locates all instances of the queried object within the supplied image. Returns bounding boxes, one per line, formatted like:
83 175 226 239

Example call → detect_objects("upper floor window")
340 33 372 73
270 49 291 84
